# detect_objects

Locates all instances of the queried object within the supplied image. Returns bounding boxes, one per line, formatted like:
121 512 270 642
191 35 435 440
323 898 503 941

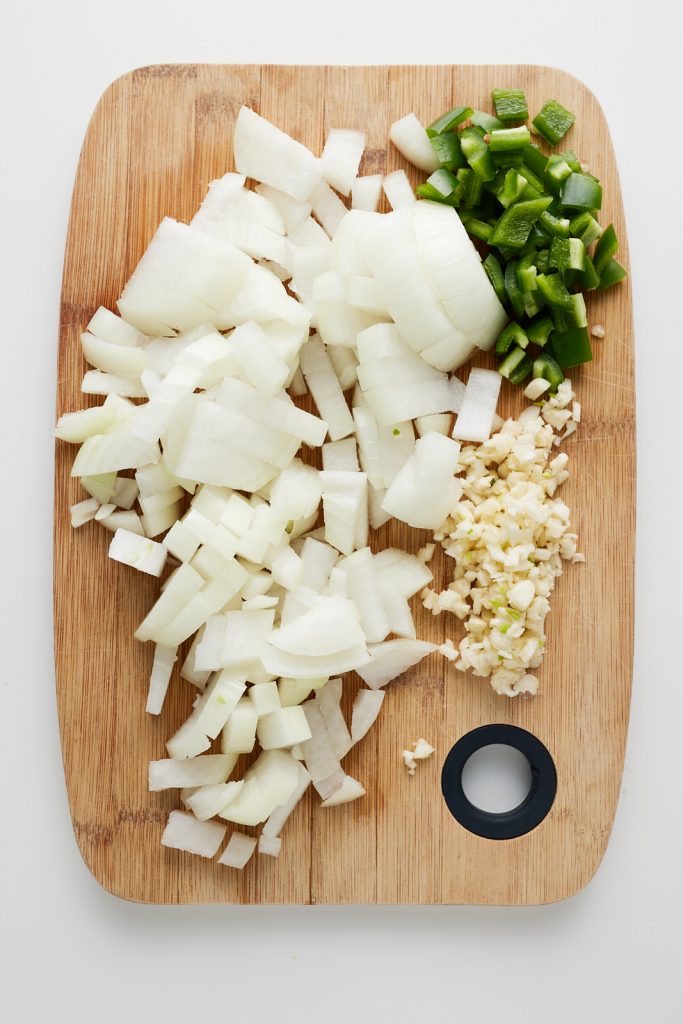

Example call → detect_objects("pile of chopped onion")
56 104 582 867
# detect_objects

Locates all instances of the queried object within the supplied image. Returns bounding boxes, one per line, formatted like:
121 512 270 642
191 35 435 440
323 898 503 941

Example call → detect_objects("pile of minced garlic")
423 380 583 697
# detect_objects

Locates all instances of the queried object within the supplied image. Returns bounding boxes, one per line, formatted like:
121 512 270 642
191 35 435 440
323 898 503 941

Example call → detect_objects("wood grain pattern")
54 64 635 905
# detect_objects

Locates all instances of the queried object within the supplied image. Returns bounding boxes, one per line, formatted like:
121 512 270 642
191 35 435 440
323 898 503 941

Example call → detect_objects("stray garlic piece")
402 738 435 775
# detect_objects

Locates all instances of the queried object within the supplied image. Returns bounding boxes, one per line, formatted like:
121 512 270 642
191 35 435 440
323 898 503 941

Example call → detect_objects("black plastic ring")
441 724 557 840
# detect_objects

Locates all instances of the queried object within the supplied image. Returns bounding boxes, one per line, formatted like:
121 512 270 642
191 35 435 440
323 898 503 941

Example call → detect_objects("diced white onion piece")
88 306 146 347
269 460 322 522
257 706 312 749
373 548 433 598
71 427 160 478
288 216 331 247
161 810 226 858
289 366 307 397
99 509 145 535
191 177 287 262
301 702 341 783
234 106 322 201
382 169 416 210
322 438 359 472
180 627 212 690
255 183 312 233
262 763 312 837
117 218 252 334
112 476 139 509
416 413 452 437
216 377 328 448
452 367 502 442
258 834 282 857
315 299 380 351
321 129 365 197
357 639 438 689
141 502 181 539
299 538 339 593
221 698 258 754
346 276 389 317
311 180 348 237
368 483 391 529
319 470 368 555
350 689 385 745
193 673 247 739
341 548 390 644
449 375 467 412
351 174 383 212
278 677 314 707
412 201 507 352
55 405 119 443
135 563 205 642
261 642 370 680
184 780 245 821
70 498 99 528
165 718 211 760
320 775 366 807
108 528 167 576
81 370 146 398
524 377 551 400
81 332 148 377
145 644 177 715
299 337 355 441
149 754 238 791
358 357 451 425
220 609 275 670
218 831 257 869
382 432 462 530
269 596 366 656
156 574 249 647
249 680 281 716
327 345 359 390
314 769 346 800
230 321 290 396
219 749 301 826
315 678 351 759
389 113 439 172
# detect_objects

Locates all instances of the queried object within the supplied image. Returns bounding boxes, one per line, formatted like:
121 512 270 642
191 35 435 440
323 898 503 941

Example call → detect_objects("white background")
2 1 682 1020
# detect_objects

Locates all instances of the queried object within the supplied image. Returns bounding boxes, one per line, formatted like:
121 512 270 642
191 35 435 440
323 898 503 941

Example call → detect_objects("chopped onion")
108 528 167 576
350 689 385 744
233 106 322 201
389 113 439 172
161 810 226 858
311 180 348 237
357 639 438 689
382 169 416 210
351 174 383 212
321 128 366 197
320 775 366 807
262 762 312 837
452 367 502 442
184 780 245 820
145 644 177 715
258 834 282 857
218 831 257 869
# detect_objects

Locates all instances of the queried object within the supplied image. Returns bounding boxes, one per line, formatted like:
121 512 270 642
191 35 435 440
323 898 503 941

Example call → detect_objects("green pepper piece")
490 196 553 250
569 211 603 245
491 150 525 169
495 322 529 355
539 210 571 238
597 258 628 290
526 314 554 347
544 154 573 195
551 326 593 368
483 253 508 306
492 88 529 123
549 237 585 276
429 131 466 170
508 354 533 385
465 218 493 243
471 110 505 132
532 99 576 145
536 272 575 311
533 352 564 391
516 252 538 293
518 164 545 194
504 260 526 319
426 167 460 198
534 248 550 273
572 253 600 291
460 126 496 181
522 144 548 177
593 223 619 275
489 126 531 152
498 345 528 379
560 172 603 211
497 168 527 208
456 167 484 208
416 183 461 206
561 150 582 173
427 105 474 137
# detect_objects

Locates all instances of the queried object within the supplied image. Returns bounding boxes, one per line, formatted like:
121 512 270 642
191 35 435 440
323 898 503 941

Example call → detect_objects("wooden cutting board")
54 64 635 905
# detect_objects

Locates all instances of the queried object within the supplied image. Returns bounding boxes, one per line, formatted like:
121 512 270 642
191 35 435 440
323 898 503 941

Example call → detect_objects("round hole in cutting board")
460 744 532 814
441 724 557 840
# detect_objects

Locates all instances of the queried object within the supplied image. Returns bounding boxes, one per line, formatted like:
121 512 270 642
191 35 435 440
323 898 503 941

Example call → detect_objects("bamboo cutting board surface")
54 64 635 905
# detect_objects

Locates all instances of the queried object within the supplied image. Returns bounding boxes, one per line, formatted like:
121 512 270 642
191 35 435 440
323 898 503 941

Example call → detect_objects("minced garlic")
422 381 583 697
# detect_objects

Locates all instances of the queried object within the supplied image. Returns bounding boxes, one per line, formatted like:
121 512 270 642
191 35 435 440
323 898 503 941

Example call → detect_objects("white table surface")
2 1 682 1020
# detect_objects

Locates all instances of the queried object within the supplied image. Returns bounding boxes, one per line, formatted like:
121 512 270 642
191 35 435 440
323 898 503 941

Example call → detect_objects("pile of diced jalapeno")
418 89 627 390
